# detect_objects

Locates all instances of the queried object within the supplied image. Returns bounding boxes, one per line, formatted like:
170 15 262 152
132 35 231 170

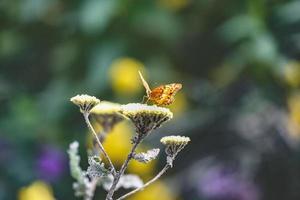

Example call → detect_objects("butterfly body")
139 71 182 106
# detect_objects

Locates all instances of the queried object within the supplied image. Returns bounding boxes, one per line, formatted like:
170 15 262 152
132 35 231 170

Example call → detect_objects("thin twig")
105 139 142 200
116 164 171 200
83 113 116 176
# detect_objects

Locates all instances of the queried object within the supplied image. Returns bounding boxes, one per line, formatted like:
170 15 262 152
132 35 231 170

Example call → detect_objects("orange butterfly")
138 71 182 106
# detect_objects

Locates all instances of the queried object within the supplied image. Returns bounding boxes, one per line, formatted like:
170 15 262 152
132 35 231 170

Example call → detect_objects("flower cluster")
70 94 100 113
160 135 190 146
120 103 173 139
90 101 124 132
161 136 190 166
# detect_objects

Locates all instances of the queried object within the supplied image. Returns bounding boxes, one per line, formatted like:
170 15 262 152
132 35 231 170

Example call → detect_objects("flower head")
160 135 190 146
160 135 190 163
120 103 173 139
90 101 124 131
70 94 100 113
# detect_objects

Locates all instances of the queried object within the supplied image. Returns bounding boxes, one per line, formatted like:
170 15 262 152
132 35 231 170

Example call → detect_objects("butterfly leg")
142 95 148 104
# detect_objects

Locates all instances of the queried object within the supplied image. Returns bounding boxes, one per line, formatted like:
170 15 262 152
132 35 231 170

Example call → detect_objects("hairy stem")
116 164 171 200
105 137 142 200
83 113 116 176
92 129 108 156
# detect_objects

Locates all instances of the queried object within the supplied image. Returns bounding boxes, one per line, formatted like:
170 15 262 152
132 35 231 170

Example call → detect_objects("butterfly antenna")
138 71 151 96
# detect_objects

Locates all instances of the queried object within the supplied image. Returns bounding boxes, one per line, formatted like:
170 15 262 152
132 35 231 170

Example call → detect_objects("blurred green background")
2 0 300 199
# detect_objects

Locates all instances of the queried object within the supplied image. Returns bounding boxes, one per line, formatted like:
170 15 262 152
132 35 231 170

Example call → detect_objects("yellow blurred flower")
283 61 300 88
109 57 145 96
103 121 133 166
287 93 300 139
158 0 189 11
18 181 55 200
128 181 175 200
168 92 188 116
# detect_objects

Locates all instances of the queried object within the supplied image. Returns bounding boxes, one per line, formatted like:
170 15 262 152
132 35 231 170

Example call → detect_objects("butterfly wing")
149 85 165 99
167 83 182 96
162 83 182 105
150 83 182 105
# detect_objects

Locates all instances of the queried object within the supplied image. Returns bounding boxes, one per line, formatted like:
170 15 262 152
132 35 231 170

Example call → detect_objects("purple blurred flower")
198 166 260 200
36 145 67 182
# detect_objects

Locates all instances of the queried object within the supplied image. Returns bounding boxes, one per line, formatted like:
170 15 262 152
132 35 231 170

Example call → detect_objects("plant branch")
116 163 171 200
83 113 116 176
105 137 142 200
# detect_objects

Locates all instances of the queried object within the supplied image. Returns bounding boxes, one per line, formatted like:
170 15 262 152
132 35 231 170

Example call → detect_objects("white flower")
160 136 190 146
120 103 173 138
91 101 121 115
160 135 190 160
90 101 124 130
70 94 100 113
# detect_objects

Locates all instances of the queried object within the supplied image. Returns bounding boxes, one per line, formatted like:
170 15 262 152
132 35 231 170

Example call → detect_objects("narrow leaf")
133 148 160 163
